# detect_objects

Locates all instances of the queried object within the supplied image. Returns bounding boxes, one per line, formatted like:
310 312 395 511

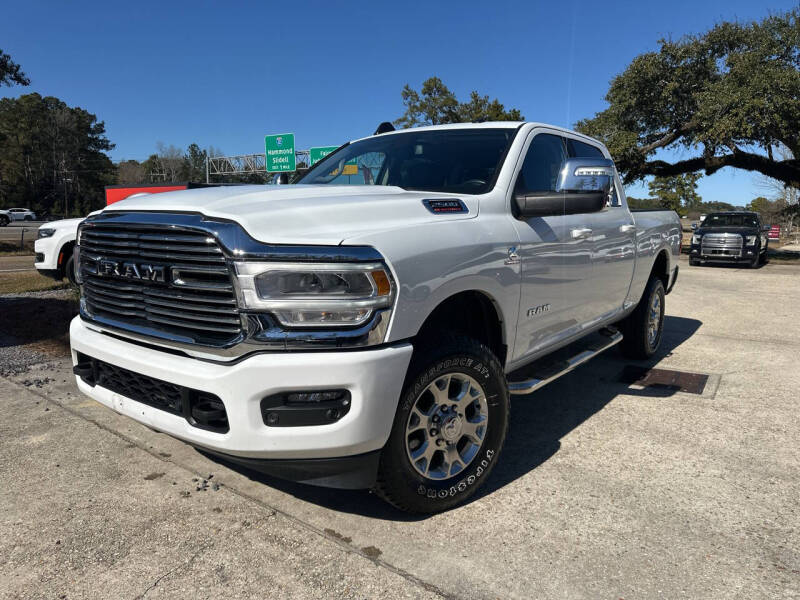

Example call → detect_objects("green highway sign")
265 133 296 172
309 146 339 166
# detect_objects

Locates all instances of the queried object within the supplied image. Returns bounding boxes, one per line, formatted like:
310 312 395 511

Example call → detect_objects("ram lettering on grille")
79 223 242 344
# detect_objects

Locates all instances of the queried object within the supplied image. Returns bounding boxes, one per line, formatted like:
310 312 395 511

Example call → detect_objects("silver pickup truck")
70 122 680 513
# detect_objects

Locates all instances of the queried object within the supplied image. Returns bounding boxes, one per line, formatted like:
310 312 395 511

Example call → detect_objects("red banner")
105 184 188 206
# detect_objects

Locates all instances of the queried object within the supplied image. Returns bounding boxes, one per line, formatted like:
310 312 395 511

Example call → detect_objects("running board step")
507 327 623 395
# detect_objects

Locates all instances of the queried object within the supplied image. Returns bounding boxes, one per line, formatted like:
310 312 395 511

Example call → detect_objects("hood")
43 217 84 231
101 185 478 245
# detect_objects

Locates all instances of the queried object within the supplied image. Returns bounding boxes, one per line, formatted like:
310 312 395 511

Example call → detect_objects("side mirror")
514 158 614 218
691 223 698 230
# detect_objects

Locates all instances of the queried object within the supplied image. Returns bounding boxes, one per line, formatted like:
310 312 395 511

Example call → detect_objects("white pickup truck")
70 122 680 513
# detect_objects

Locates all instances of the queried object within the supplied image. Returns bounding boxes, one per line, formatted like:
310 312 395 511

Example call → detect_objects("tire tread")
374 334 508 513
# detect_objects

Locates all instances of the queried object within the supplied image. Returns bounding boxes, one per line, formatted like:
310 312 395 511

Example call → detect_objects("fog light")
261 389 351 427
287 390 347 403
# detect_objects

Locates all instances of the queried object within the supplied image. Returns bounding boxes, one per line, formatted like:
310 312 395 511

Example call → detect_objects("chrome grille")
79 223 241 344
701 233 743 257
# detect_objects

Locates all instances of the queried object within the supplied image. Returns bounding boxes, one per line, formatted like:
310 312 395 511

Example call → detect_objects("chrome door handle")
570 227 592 239
620 224 636 233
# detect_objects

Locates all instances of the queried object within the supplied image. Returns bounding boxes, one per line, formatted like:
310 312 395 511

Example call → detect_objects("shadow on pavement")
201 315 703 521
0 295 78 353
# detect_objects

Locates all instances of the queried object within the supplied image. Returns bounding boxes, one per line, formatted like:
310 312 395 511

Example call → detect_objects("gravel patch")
0 288 77 376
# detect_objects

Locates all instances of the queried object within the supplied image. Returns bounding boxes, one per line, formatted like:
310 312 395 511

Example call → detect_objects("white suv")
35 218 83 284
0 208 37 224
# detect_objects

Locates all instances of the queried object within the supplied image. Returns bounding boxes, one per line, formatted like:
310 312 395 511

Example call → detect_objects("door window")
516 133 566 194
567 139 604 159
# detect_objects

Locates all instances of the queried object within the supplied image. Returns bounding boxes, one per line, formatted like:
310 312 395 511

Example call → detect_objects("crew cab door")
566 138 636 321
509 131 595 363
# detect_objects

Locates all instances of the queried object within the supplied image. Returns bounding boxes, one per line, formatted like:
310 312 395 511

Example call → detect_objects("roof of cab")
352 121 601 145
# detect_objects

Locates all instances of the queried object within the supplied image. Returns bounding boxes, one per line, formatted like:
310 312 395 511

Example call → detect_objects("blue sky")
3 0 795 204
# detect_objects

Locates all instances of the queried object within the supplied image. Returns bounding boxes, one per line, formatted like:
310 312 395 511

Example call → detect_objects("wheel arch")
58 239 76 278
651 248 670 289
412 290 508 366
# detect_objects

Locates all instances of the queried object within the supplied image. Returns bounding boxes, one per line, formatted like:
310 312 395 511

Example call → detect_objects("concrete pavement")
1 257 798 599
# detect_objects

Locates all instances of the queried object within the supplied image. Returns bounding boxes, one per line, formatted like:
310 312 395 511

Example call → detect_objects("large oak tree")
576 10 800 188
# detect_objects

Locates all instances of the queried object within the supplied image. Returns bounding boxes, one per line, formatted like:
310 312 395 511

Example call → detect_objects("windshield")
704 213 758 228
297 128 518 194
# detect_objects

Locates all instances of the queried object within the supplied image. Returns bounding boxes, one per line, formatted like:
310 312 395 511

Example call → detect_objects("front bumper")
70 317 413 484
690 245 758 262
34 235 60 271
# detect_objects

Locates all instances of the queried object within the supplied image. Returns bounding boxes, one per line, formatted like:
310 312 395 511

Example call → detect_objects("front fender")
345 216 521 354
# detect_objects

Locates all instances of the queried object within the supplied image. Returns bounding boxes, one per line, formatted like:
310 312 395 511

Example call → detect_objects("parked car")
689 211 769 268
3 207 37 221
69 122 680 513
35 218 84 284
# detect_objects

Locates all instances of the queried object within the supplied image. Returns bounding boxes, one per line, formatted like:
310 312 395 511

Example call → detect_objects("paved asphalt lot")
1 257 798 599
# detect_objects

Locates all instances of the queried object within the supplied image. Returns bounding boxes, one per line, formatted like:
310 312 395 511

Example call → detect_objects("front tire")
748 248 760 269
621 276 665 360
0 215 8 227
64 255 77 286
375 335 509 513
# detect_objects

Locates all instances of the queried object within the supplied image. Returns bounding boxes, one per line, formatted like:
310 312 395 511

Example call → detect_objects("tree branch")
637 152 800 187
639 122 697 154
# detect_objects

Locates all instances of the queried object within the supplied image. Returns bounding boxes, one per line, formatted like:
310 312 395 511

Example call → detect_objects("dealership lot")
1 258 798 599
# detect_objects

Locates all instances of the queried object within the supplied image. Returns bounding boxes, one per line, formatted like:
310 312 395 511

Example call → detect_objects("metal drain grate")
619 366 708 395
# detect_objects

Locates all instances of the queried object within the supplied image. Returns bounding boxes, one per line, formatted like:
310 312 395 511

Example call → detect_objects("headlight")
745 235 757 246
37 228 56 239
234 262 395 327
692 234 701 245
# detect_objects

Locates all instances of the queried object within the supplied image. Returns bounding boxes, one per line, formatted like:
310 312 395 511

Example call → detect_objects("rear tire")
24 215 33 222
621 276 665 360
375 335 509 513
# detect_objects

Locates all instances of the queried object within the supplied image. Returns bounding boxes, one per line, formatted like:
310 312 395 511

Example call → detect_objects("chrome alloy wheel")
647 291 663 348
405 372 489 480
